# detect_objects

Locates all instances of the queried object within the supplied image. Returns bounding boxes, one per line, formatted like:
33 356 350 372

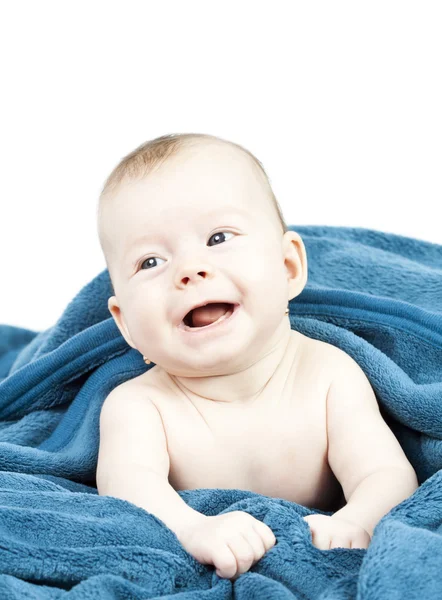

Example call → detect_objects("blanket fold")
1 225 442 598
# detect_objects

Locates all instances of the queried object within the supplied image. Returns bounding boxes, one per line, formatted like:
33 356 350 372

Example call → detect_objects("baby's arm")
96 382 276 578
96 382 205 540
325 349 418 538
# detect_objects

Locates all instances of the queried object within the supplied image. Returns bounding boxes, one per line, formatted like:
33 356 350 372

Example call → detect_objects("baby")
96 133 418 580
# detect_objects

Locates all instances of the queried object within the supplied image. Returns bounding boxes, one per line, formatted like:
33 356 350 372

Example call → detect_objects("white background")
1 1 441 331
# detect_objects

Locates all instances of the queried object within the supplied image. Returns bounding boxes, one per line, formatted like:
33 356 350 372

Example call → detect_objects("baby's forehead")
102 145 270 236
126 204 252 237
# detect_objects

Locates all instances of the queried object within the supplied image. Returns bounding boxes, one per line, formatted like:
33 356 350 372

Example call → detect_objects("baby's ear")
107 296 137 349
283 231 308 298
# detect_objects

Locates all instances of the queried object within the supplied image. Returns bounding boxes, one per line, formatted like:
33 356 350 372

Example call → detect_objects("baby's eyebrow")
124 206 248 255
126 231 163 252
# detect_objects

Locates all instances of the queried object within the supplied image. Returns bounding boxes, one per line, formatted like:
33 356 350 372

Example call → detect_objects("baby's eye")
139 256 166 271
207 230 235 247
137 230 235 271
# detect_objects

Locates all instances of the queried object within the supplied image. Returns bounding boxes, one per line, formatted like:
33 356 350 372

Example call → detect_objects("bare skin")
98 140 348 577
131 330 345 513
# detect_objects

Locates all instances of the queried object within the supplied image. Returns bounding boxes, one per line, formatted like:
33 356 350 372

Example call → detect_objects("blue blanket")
1 224 442 599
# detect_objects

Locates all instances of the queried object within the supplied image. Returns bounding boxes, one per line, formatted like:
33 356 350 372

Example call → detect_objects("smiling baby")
95 133 418 580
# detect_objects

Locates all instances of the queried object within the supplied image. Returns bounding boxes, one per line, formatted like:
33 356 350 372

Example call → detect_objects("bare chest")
141 340 344 512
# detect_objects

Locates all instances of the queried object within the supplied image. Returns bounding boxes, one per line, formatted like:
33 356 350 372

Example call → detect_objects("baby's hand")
178 510 276 580
303 514 371 550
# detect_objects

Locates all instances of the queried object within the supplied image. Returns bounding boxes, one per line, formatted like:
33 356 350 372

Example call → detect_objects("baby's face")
104 142 294 376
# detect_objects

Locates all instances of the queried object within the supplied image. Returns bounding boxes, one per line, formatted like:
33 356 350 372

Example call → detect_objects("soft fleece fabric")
1 225 442 599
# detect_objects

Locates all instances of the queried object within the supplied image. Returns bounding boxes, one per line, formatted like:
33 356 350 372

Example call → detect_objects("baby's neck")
163 325 302 407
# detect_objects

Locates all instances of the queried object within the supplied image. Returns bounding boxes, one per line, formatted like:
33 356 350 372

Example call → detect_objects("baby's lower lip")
178 303 240 333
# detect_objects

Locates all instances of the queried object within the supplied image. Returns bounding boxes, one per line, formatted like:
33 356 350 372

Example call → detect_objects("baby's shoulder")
301 335 355 377
301 334 342 361
128 366 174 402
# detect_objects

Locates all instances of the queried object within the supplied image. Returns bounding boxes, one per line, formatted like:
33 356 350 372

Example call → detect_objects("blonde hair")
97 133 288 290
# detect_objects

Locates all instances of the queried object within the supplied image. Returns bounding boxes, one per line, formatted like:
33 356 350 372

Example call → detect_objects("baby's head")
97 133 307 376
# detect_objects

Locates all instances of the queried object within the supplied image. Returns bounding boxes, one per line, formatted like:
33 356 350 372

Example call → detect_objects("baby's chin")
168 359 243 377
161 352 250 378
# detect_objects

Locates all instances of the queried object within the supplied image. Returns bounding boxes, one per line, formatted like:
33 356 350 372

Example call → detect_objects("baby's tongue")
190 302 231 327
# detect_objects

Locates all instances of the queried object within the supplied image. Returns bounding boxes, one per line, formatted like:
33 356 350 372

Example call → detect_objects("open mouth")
179 303 239 333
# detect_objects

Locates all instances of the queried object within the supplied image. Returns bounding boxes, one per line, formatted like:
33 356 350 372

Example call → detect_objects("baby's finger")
311 530 332 551
244 526 267 559
226 534 255 576
329 536 350 549
350 532 371 549
252 521 277 549
213 545 238 580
